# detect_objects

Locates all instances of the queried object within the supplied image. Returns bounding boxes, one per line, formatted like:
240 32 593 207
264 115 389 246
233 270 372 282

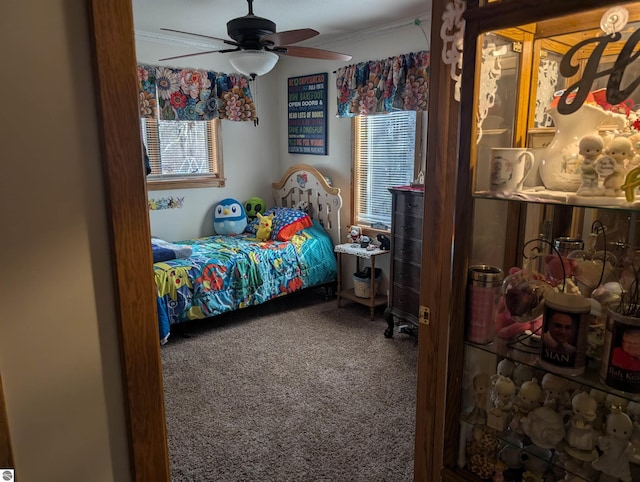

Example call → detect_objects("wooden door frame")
414 0 468 479
88 1 170 480
0 372 14 469
88 0 452 480
0 4 167 476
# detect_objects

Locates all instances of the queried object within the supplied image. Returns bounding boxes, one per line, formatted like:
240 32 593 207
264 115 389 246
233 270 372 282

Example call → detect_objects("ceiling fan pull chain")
253 77 259 127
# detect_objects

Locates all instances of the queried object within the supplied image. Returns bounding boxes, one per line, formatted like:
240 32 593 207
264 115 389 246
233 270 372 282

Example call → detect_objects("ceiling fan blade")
160 28 239 47
278 45 352 62
158 48 238 62
261 28 319 46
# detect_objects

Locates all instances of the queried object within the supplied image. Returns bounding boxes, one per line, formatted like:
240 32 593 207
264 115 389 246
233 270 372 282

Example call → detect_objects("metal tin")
538 291 591 376
467 265 503 344
468 265 504 286
553 237 584 257
600 308 640 393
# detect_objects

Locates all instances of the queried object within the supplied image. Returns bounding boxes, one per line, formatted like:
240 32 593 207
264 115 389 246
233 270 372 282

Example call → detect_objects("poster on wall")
287 73 328 155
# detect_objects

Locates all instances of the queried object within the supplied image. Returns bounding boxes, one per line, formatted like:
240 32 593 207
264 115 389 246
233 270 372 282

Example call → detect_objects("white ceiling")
132 0 431 51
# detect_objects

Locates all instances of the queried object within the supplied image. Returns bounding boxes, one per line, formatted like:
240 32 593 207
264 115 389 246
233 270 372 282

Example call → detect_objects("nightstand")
334 243 389 320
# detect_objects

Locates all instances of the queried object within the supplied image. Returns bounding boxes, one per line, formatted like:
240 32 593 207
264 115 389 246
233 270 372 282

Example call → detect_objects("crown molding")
306 14 432 49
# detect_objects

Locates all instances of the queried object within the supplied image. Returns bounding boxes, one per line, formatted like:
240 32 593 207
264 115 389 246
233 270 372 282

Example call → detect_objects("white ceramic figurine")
591 408 634 482
564 391 598 461
510 378 542 434
577 134 604 196
487 376 515 432
466 372 491 424
541 373 570 411
598 136 633 196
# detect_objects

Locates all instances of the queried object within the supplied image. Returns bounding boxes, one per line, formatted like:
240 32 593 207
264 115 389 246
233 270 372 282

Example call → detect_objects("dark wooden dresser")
384 186 423 337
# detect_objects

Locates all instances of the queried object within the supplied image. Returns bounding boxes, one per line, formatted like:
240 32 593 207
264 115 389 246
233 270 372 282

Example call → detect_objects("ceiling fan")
159 0 352 78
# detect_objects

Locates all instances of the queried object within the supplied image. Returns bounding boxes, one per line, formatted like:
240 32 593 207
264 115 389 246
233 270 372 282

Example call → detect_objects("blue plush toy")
213 198 247 235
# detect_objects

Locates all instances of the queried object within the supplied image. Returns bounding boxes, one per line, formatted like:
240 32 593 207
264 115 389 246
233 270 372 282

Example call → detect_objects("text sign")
288 73 328 155
558 28 640 115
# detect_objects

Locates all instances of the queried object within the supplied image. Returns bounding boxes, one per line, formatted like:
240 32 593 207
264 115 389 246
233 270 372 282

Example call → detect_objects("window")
141 118 224 190
353 111 423 229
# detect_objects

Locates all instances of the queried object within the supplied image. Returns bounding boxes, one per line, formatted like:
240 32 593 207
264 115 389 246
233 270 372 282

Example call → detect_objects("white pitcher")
539 103 626 192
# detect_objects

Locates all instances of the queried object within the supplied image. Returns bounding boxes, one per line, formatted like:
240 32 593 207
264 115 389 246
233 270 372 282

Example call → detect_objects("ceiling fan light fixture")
228 50 279 78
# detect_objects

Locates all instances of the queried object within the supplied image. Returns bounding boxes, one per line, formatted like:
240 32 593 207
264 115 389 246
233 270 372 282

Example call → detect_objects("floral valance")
335 51 430 117
137 64 256 122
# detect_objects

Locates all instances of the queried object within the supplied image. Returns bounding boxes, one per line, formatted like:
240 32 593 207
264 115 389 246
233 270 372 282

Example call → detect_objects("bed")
153 164 342 344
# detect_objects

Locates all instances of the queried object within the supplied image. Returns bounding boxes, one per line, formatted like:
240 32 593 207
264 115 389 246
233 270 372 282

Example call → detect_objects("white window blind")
354 111 418 227
140 118 222 186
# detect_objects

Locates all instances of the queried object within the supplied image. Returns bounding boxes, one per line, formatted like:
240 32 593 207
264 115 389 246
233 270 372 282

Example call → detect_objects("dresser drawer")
392 212 423 239
393 259 422 285
392 237 422 265
391 283 420 315
394 191 424 218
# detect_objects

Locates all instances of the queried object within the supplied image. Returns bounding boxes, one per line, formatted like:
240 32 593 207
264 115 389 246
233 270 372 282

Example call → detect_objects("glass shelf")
466 340 640 404
473 190 640 210
458 418 640 481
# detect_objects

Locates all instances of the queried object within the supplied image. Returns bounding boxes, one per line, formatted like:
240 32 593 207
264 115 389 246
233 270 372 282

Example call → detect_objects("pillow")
244 207 312 241
272 208 313 241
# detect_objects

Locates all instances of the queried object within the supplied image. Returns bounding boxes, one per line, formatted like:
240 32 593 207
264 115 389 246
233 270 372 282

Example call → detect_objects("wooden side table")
334 243 389 320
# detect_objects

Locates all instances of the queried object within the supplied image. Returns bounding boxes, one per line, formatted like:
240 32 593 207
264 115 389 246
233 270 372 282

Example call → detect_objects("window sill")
146 176 226 190
360 226 391 238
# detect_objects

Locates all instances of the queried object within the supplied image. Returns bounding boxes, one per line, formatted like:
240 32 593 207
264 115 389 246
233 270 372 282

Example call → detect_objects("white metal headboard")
272 164 342 246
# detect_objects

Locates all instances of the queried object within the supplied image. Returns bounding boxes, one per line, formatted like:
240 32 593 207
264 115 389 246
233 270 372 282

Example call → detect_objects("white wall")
276 23 431 289
3 1 130 481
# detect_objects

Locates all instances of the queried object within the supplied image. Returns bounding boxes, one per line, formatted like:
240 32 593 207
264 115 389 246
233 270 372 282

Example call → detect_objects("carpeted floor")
161 288 418 482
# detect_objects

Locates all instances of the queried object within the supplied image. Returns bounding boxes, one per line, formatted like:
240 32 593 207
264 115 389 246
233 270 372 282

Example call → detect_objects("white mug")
523 147 544 188
490 148 535 192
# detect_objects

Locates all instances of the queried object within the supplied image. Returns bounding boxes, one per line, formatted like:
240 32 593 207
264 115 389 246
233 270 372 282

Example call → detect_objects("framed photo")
527 128 554 148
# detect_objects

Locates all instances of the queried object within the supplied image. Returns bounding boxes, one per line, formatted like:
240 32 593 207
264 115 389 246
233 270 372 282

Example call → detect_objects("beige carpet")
161 288 418 481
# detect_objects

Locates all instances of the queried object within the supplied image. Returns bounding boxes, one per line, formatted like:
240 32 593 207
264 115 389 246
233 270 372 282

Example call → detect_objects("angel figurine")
541 373 570 412
465 372 491 424
591 407 634 482
565 391 598 461
487 376 515 432
509 378 542 434
577 134 604 196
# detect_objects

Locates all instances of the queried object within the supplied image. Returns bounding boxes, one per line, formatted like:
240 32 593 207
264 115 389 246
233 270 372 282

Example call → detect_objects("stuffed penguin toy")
213 198 247 235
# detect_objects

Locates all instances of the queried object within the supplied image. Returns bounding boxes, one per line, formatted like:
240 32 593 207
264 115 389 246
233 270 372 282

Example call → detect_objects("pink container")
467 265 504 344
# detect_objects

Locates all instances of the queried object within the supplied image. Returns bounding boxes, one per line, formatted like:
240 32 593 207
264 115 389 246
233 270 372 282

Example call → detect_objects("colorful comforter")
154 221 337 344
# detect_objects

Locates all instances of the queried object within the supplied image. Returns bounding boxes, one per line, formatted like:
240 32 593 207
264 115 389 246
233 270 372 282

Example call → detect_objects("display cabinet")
423 1 640 481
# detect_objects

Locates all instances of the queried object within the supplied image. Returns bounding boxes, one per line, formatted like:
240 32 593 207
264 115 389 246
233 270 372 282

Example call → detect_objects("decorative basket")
353 273 381 298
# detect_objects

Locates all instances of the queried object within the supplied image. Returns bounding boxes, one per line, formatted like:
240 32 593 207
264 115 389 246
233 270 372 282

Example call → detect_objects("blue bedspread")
154 222 336 343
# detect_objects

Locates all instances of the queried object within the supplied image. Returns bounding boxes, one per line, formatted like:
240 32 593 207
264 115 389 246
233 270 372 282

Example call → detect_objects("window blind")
141 118 221 178
354 111 417 227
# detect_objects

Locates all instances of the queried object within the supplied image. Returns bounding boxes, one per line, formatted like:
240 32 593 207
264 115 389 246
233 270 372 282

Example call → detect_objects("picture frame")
527 128 554 148
287 73 328 155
